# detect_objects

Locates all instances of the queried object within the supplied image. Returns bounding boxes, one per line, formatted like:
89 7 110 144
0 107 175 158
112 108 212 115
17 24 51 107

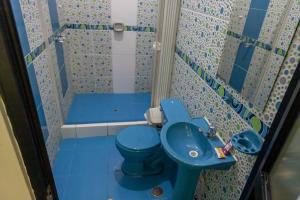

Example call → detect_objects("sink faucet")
204 117 217 137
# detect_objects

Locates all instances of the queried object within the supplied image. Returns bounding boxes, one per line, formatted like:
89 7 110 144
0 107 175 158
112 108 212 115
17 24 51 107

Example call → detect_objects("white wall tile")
112 51 136 93
107 121 148 135
112 32 137 55
112 31 137 93
111 0 138 25
108 124 129 135
112 73 136 93
61 125 77 138
76 124 108 138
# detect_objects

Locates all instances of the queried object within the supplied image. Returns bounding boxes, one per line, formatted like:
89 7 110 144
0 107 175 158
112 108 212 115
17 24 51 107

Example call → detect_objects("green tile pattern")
227 30 287 56
24 24 156 65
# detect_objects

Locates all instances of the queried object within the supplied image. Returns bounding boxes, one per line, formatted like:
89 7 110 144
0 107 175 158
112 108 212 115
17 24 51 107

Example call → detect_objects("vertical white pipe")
151 0 181 107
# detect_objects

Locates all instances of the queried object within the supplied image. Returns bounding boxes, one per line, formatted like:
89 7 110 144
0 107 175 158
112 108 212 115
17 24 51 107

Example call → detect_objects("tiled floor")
53 136 176 200
65 93 151 124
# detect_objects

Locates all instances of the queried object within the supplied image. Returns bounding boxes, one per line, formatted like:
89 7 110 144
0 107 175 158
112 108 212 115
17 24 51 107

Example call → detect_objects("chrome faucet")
203 117 217 137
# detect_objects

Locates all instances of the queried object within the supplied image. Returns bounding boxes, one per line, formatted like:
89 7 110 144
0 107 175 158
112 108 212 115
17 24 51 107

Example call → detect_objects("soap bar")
215 147 226 159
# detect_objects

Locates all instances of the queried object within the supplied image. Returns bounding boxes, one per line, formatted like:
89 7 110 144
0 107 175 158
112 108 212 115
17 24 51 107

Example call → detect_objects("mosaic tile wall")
11 0 74 165
218 0 300 110
135 0 159 92
171 0 300 199
57 0 158 93
63 29 113 93
58 0 113 93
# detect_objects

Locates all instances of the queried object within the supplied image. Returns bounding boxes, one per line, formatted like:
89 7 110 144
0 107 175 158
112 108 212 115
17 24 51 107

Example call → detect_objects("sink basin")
161 121 236 200
162 122 213 168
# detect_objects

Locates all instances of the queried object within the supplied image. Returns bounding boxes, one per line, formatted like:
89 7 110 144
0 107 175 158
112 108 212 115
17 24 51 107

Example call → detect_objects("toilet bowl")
115 99 192 177
116 126 163 177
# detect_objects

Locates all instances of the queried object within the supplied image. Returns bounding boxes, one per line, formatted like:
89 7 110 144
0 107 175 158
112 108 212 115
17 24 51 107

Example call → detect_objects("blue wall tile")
48 0 60 32
37 105 47 126
47 0 68 97
55 43 65 71
41 127 49 142
27 64 42 107
10 0 30 55
234 44 255 71
55 43 68 97
250 0 270 10
243 9 267 39
229 65 248 92
37 103 49 141
228 0 270 92
60 67 69 97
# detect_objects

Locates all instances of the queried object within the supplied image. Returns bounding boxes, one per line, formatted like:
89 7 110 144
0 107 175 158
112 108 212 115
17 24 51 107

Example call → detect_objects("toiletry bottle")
222 140 233 155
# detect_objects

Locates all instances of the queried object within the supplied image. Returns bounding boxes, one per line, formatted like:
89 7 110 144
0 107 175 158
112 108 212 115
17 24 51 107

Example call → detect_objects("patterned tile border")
175 46 270 137
24 23 156 66
24 25 67 66
227 30 287 56
24 42 47 65
65 23 156 32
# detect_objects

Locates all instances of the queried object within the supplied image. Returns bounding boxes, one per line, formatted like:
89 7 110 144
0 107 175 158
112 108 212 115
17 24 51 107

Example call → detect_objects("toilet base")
121 161 163 177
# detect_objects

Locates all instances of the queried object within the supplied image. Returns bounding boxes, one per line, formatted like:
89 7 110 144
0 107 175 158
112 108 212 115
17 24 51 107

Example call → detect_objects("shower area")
10 0 162 139
19 0 159 126
62 0 158 124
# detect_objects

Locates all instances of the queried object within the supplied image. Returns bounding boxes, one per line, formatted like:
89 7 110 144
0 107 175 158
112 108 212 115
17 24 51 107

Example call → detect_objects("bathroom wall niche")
217 0 298 111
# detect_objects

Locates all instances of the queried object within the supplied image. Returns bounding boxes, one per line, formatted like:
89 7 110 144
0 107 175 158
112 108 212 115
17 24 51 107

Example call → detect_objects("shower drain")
151 186 164 197
189 150 199 158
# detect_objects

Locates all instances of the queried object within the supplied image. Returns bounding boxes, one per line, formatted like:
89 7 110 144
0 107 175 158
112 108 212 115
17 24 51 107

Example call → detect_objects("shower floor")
53 136 175 200
65 93 151 124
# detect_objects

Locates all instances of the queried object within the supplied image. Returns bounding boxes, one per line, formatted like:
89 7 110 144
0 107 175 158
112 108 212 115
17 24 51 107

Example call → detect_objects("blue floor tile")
53 136 175 200
54 175 70 200
59 139 77 151
53 150 74 176
66 93 151 124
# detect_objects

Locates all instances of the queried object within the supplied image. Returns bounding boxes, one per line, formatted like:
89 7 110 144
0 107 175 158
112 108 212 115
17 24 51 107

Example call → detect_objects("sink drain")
189 150 199 158
151 186 163 197
112 108 119 112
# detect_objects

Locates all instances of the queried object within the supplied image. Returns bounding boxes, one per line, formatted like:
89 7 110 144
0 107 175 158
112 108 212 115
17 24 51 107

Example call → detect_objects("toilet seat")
116 126 160 151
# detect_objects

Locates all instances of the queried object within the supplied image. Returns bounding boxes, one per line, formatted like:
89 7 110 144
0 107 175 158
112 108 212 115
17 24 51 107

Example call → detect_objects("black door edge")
0 1 58 199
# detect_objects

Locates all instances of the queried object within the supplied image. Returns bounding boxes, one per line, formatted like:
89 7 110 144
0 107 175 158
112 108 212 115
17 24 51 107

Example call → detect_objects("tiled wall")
171 0 300 199
219 0 299 110
59 0 113 93
10 0 73 165
135 0 159 92
111 0 138 93
57 0 158 93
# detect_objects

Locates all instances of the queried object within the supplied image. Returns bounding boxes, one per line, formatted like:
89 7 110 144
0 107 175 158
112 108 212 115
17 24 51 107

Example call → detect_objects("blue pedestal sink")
161 121 236 200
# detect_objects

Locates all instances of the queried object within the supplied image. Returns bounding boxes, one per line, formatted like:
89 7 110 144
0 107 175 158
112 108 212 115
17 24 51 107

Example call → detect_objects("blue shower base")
66 93 151 124
53 136 175 200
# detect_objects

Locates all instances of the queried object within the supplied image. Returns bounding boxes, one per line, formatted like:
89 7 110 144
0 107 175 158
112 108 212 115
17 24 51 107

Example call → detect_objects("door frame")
0 0 299 199
0 1 58 199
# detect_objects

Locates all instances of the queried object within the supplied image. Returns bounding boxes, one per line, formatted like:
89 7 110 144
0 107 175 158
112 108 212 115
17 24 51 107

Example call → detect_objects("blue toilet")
115 99 192 177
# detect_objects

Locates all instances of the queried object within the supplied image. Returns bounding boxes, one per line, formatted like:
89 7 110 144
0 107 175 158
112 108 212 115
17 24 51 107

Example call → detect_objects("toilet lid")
117 126 160 151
